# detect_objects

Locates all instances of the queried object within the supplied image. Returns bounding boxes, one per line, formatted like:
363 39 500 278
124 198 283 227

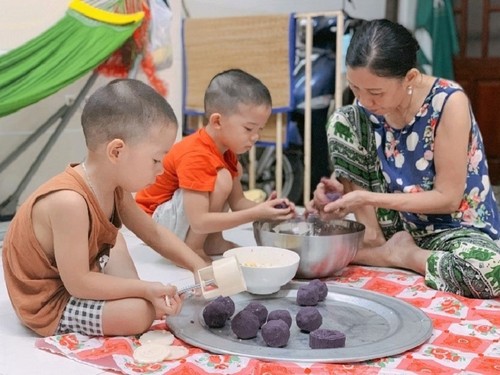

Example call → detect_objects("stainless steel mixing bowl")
253 218 365 279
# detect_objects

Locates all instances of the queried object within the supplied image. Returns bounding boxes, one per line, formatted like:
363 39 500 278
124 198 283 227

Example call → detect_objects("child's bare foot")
204 233 238 256
352 231 428 274
205 239 238 256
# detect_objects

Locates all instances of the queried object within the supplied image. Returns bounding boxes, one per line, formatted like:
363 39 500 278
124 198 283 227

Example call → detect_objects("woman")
310 19 499 298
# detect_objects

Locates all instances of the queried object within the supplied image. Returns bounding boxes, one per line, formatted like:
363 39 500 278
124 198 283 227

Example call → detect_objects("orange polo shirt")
135 128 239 215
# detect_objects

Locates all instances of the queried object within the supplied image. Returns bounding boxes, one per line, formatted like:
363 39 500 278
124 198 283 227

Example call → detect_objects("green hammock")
0 2 143 117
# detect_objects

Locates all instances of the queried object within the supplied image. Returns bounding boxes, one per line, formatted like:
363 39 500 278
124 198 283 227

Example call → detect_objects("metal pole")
275 112 283 196
294 11 344 204
0 105 67 173
335 12 344 110
303 15 313 204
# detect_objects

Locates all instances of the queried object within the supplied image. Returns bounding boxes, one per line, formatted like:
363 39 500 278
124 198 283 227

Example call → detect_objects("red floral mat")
36 266 500 374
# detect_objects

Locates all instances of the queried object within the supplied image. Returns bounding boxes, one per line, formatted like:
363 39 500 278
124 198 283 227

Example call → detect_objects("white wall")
0 0 385 213
0 0 183 213
397 0 418 30
182 0 386 19
0 1 88 213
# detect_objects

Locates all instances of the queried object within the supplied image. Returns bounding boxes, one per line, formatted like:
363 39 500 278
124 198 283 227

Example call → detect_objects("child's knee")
213 168 233 197
133 301 156 333
134 298 156 323
102 298 155 336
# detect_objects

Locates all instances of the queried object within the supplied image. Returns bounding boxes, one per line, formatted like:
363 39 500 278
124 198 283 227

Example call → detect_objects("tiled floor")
0 223 256 375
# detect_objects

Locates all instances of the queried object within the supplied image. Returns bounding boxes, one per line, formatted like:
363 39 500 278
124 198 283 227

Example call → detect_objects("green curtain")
0 10 141 117
415 0 459 79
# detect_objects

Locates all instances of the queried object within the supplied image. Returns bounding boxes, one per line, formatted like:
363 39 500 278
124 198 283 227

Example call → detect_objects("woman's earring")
407 86 413 95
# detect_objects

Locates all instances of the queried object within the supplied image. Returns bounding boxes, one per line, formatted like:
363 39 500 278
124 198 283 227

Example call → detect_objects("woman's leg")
352 231 429 275
340 178 386 247
352 227 500 298
421 229 500 298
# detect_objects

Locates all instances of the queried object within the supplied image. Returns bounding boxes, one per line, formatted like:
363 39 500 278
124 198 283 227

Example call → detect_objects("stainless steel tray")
166 282 433 363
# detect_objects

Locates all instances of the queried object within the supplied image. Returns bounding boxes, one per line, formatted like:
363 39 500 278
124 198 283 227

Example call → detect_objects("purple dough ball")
243 302 268 327
261 319 290 348
231 310 260 339
296 285 319 306
213 296 235 317
325 192 342 202
202 301 229 328
309 329 346 349
267 309 292 328
275 202 289 209
296 306 322 332
308 279 328 301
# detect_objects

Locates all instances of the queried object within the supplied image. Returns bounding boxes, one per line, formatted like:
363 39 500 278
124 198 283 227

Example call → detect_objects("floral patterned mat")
36 266 500 374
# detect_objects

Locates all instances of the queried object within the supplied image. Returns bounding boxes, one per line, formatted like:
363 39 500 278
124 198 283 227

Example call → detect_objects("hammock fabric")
0 1 144 117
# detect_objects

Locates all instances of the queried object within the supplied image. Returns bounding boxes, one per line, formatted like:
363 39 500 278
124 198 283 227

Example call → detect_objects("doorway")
452 0 500 185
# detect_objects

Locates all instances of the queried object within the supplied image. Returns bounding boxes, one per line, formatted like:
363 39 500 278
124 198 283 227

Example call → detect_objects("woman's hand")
323 190 366 218
307 176 345 219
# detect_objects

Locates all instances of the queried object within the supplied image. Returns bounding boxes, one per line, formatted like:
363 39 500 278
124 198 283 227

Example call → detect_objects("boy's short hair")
204 69 272 118
82 79 177 150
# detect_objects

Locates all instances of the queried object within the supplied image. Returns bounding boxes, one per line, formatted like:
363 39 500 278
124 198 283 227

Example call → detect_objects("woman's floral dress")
326 78 500 298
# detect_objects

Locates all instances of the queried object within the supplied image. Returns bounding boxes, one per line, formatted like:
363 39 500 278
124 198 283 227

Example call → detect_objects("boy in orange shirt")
3 79 208 337
136 69 295 261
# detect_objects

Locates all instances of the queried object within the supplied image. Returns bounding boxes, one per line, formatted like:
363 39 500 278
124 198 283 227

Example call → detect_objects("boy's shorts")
54 297 105 336
54 252 110 336
152 189 190 241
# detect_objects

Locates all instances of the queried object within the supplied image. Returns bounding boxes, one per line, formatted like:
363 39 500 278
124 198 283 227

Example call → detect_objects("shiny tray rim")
166 281 433 363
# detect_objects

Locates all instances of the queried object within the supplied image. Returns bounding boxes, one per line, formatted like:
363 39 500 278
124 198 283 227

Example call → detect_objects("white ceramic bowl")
223 246 300 295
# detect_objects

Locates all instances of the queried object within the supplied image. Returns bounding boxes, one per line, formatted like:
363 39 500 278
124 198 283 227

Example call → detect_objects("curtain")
415 0 459 79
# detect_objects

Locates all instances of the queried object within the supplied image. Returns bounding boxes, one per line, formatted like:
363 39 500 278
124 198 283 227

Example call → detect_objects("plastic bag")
149 0 173 70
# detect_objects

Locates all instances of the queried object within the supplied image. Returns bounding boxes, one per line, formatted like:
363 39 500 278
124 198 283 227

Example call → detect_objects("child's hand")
164 293 183 317
146 282 183 319
256 197 296 220
267 191 278 201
